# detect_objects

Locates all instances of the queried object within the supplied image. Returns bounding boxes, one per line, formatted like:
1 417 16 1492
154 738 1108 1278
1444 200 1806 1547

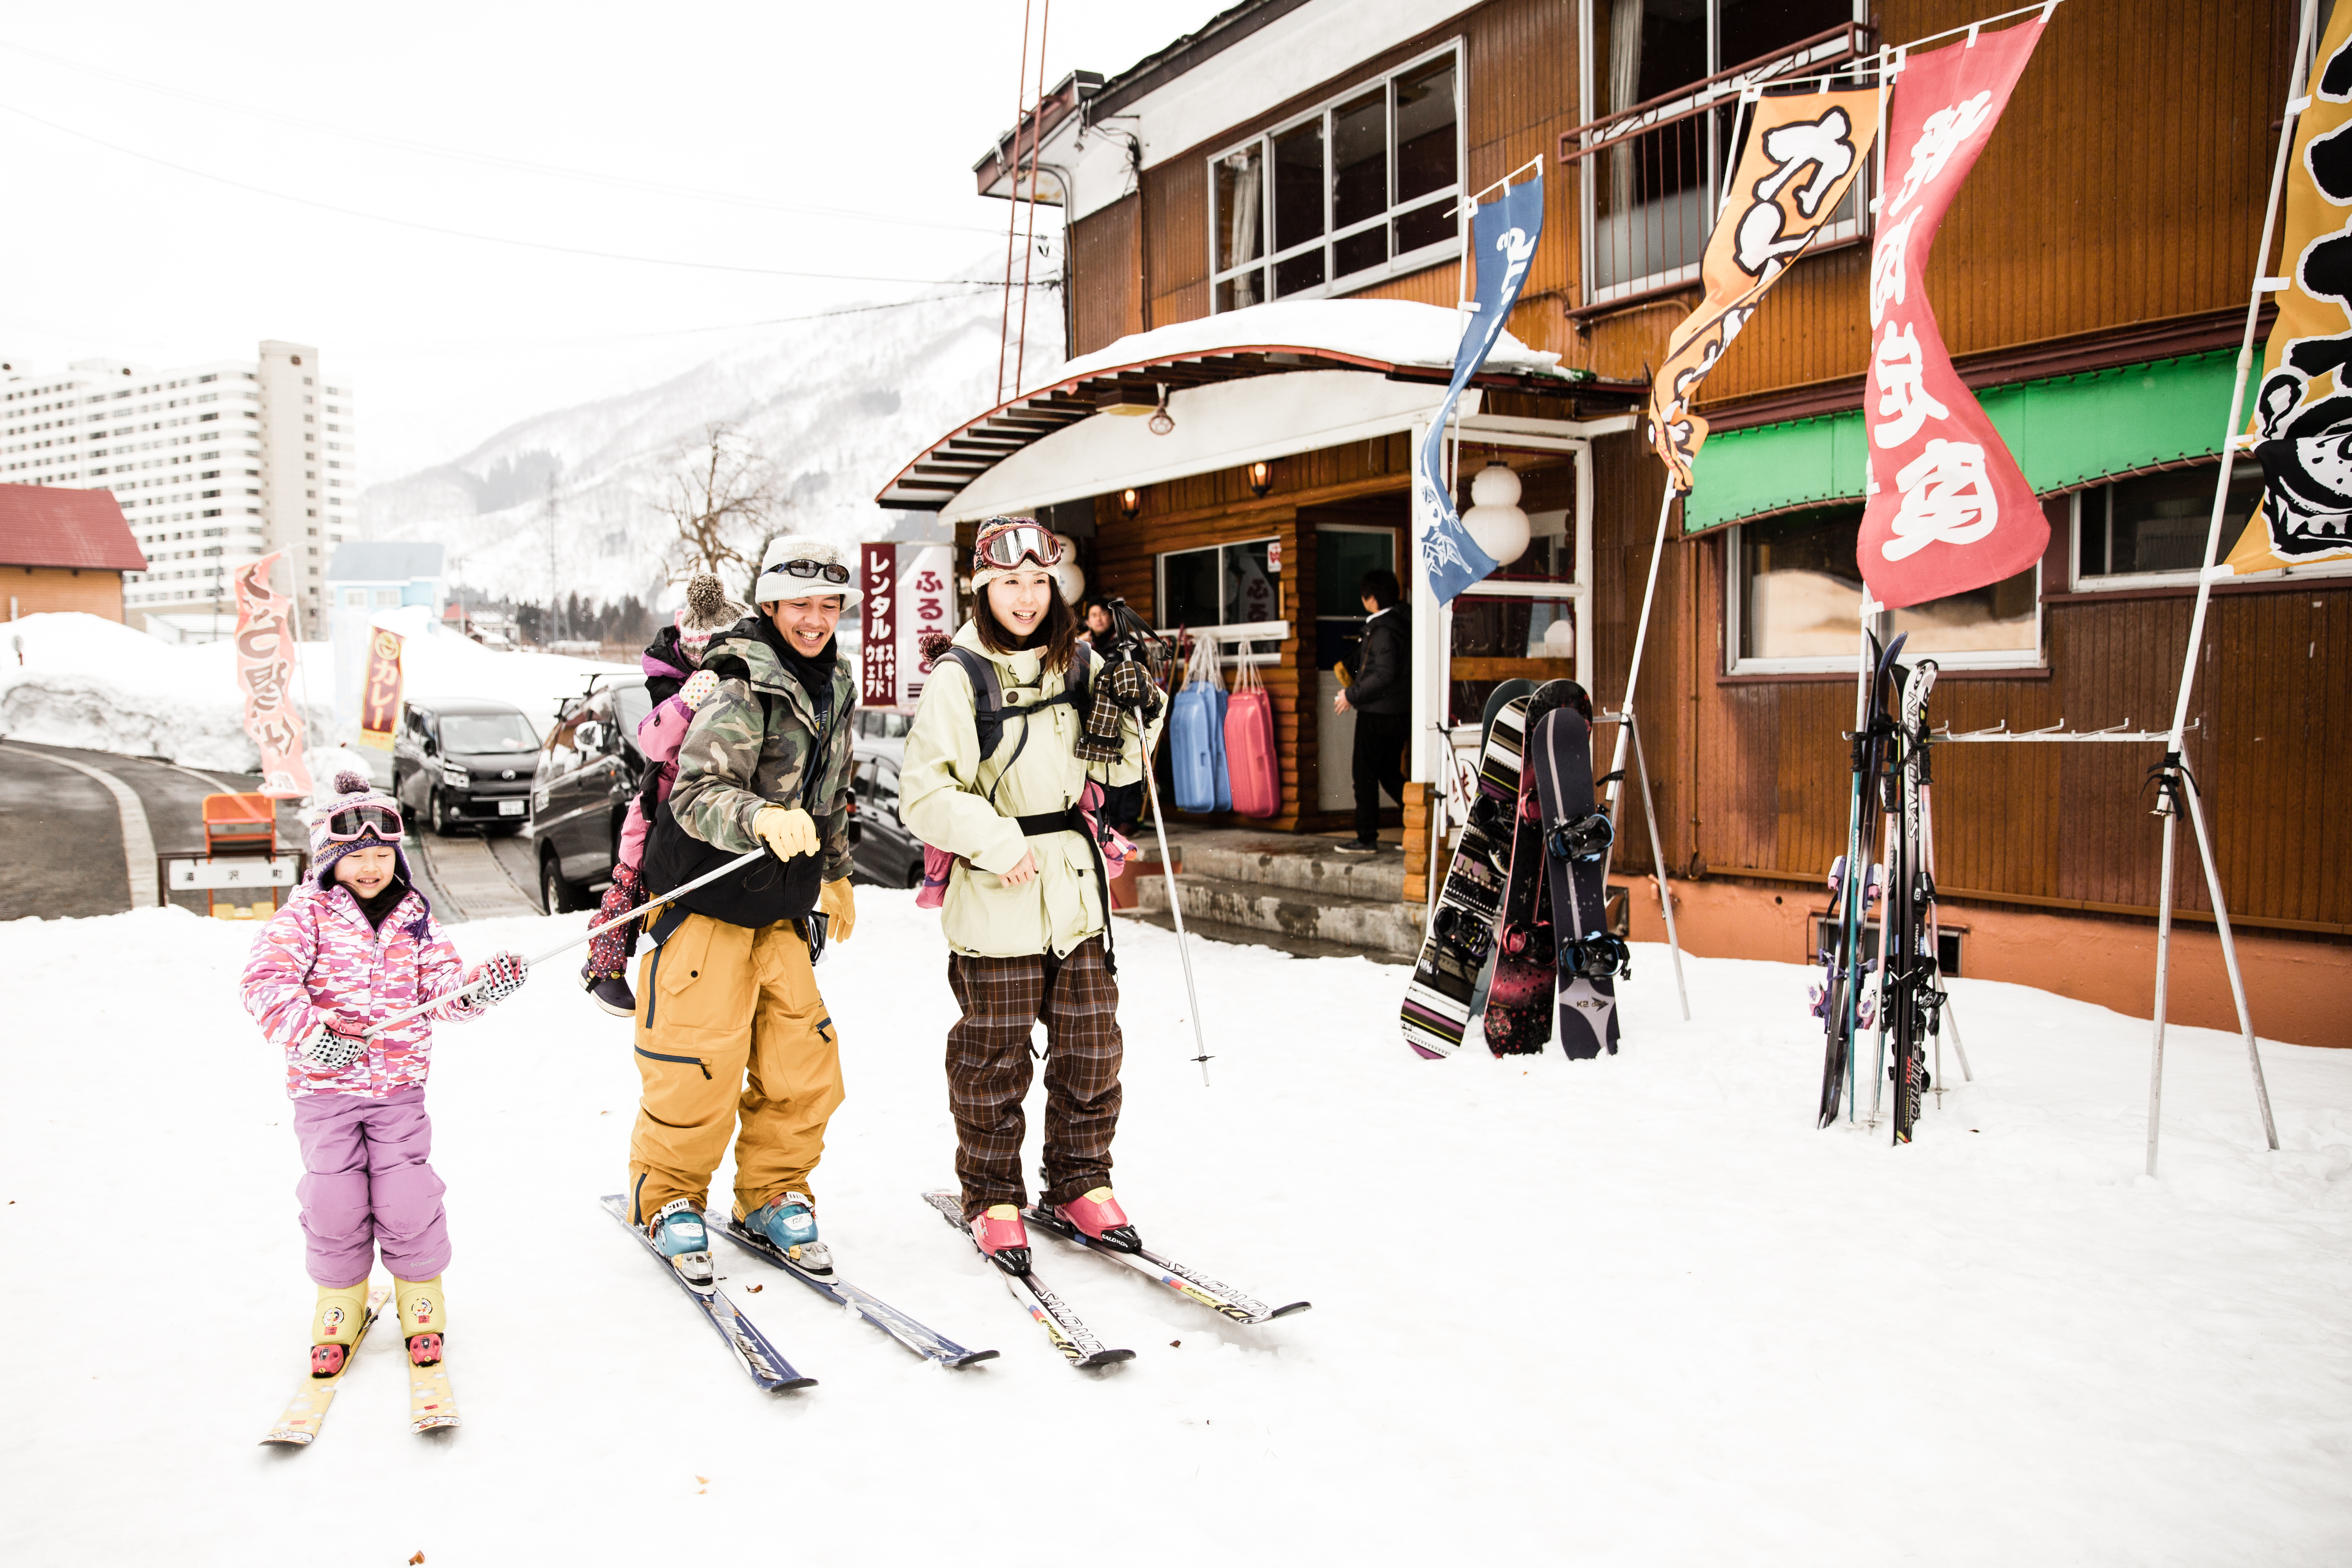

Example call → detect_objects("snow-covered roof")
325 541 445 583
0 483 143 572
879 300 1631 512
1045 300 1563 389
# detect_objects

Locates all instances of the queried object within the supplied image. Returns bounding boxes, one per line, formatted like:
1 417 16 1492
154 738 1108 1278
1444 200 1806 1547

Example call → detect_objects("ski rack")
1931 718 2198 744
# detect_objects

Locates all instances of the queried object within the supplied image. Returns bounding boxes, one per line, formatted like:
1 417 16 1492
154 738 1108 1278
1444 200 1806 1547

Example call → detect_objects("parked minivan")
392 698 541 835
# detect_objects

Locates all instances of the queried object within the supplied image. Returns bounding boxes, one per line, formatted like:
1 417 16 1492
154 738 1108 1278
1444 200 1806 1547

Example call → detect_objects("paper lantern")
1462 462 1530 567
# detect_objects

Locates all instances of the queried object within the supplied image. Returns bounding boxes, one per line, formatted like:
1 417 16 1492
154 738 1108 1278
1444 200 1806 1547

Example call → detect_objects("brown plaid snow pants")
946 936 1123 1215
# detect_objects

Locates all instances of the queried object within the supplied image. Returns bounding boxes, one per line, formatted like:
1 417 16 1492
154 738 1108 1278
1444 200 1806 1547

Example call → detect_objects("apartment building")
0 338 357 636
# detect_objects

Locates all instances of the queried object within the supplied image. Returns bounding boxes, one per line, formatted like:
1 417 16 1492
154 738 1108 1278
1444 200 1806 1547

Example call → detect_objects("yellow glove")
819 877 856 942
751 805 820 861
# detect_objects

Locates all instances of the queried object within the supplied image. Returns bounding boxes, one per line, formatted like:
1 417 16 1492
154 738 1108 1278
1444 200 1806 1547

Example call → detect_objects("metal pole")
1621 710 1688 1020
2181 766 2279 1149
1136 712 1213 1087
362 846 768 1036
1920 777 1972 1084
2146 808 2178 1176
2145 0 2314 1172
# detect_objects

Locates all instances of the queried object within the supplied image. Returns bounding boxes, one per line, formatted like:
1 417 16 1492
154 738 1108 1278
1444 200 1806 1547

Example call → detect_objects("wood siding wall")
1068 193 1144 357
1048 0 2344 934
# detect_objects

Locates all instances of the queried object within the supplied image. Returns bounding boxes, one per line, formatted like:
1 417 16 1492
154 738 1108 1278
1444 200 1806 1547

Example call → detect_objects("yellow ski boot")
310 1281 373 1378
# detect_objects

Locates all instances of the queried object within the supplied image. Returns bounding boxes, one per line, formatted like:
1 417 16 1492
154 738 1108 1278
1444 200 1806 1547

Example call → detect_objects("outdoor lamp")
1247 461 1273 497
1119 488 1141 519
1463 460 1531 567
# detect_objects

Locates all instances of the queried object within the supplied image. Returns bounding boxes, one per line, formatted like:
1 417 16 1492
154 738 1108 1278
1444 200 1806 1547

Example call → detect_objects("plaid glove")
1077 659 1158 763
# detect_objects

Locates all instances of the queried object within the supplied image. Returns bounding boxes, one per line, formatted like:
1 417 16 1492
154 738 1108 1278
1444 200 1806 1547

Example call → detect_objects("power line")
0 34 1018 238
0 99 1062 286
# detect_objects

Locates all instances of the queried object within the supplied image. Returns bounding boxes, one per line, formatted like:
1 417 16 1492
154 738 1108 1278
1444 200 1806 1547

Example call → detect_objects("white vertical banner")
895 545 955 713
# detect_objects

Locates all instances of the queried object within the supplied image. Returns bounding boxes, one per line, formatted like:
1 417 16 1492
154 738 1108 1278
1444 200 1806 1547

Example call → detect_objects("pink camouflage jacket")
241 882 485 1100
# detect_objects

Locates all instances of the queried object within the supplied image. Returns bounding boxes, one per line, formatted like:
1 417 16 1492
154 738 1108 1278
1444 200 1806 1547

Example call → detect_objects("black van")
392 698 541 835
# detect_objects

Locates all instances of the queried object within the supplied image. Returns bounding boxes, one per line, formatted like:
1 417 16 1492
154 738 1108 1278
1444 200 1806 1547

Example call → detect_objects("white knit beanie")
752 535 860 610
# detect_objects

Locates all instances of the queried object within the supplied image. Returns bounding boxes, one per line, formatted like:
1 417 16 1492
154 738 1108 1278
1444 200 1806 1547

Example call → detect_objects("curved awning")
877 299 1642 512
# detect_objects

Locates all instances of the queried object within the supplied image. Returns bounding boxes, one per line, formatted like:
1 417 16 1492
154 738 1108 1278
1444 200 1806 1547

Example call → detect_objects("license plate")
499 799 526 816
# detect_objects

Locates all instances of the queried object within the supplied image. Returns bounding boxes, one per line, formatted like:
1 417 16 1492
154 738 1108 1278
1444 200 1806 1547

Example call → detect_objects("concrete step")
1120 907 1414 966
1134 869 1424 958
1135 832 1408 901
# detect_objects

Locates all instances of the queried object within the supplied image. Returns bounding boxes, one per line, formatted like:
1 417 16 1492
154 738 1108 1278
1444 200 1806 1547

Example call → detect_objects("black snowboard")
1481 681 1581 1055
1529 695 1623 1059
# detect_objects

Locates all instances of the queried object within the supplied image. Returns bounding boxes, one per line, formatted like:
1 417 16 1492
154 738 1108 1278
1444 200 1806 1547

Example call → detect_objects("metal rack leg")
2181 768 2278 1150
1622 713 1689 1021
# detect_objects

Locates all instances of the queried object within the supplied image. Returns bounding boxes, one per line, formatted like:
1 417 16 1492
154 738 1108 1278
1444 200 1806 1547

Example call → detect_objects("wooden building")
880 0 2348 1047
0 482 145 623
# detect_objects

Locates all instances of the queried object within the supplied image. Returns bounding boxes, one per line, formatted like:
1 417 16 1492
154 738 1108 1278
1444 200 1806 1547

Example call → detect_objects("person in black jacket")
1334 568 1409 854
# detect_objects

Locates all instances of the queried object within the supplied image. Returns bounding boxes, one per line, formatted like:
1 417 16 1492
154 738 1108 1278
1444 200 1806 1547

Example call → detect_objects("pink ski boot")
1053 1187 1142 1253
970 1203 1030 1274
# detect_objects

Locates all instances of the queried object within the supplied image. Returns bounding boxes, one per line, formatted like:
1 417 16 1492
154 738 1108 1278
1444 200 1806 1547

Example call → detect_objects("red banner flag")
860 542 898 708
357 627 405 752
230 553 314 799
1857 20 2048 610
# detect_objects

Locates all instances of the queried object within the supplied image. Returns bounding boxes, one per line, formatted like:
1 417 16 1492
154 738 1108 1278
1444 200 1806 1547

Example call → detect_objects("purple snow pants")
292 1087 450 1287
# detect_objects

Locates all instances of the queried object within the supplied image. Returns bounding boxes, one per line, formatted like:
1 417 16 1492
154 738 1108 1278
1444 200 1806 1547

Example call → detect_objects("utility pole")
542 475 562 645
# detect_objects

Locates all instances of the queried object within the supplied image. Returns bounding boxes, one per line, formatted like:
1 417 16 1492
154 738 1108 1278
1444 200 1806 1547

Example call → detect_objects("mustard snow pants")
626 913 845 1227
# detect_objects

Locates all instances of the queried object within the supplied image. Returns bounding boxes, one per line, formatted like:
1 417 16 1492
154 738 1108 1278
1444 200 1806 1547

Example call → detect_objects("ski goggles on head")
321 801 405 845
765 559 851 587
973 518 1064 572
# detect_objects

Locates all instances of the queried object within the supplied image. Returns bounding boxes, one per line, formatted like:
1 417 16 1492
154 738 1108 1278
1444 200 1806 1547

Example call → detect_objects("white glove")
466 951 530 1006
302 1026 368 1069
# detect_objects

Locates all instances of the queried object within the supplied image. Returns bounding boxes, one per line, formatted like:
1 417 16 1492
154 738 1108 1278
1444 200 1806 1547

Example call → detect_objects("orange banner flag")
357 628 405 752
1646 86 1881 495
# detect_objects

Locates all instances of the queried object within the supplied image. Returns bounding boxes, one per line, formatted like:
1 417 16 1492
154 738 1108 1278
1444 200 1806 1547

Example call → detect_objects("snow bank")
1044 298 1565 391
0 610 627 780
3 902 2347 1565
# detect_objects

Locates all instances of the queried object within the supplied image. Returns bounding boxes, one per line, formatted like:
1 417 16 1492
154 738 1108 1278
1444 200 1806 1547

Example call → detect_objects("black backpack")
938 642 1094 803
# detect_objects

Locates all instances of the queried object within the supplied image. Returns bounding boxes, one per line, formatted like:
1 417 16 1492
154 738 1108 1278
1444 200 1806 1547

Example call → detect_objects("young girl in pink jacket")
578 573 747 1014
241 771 528 1383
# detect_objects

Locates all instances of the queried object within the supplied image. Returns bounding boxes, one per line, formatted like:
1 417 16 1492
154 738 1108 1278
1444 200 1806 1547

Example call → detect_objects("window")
1157 537 1282 630
2071 466 2269 588
1209 45 1462 311
1577 0 1866 303
1726 504 2042 673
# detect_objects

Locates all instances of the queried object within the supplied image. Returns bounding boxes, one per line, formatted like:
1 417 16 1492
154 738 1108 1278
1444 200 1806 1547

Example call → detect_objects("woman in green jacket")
899 518 1163 1263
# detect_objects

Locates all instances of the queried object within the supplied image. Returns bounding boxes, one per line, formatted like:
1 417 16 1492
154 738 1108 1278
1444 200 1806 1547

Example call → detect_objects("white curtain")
1606 0 1645 224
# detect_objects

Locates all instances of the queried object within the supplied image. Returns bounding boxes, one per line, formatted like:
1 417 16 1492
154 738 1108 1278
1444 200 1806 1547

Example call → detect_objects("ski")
922 1191 1134 1370
598 1196 816 1392
1888 658 1942 1146
1815 633 1908 1127
260 1286 390 1447
1021 1204 1310 1326
409 1357 460 1433
715 1218 999 1368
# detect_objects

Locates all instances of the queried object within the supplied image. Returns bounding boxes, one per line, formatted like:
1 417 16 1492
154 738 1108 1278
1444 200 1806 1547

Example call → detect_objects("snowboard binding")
1545 811 1614 864
1561 931 1631 982
1433 904 1493 964
1498 921 1554 966
1467 793 1513 840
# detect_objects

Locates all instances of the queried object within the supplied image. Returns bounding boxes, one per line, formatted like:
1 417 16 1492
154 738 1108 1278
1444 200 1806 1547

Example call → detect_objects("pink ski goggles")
320 801 406 845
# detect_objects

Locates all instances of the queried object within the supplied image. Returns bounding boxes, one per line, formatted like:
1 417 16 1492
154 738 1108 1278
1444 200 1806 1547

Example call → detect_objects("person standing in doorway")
627 535 861 1282
1334 567 1409 855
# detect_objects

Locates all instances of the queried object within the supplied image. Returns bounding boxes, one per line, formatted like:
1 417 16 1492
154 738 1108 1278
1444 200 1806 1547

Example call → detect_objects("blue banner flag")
1416 174 1543 605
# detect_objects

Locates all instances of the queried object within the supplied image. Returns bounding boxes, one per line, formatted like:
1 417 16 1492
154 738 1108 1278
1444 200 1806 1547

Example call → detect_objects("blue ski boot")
646 1198 713 1287
743 1192 832 1277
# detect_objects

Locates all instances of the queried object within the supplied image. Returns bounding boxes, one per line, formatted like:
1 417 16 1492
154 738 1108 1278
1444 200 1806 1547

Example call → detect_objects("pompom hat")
675 572 750 662
309 769 414 890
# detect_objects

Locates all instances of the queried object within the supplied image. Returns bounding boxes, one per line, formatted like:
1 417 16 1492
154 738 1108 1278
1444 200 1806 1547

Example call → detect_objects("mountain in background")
359 268 1063 607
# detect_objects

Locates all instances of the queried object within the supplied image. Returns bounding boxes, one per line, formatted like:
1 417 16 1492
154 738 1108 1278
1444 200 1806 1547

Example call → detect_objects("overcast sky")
0 1 1227 478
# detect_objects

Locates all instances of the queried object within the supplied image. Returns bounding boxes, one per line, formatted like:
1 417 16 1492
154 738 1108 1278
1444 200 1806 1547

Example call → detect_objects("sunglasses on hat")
321 802 406 844
974 519 1064 571
767 559 850 586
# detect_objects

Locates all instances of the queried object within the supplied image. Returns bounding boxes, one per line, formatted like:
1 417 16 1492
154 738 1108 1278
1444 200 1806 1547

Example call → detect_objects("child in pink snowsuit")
241 770 528 1377
579 574 747 1015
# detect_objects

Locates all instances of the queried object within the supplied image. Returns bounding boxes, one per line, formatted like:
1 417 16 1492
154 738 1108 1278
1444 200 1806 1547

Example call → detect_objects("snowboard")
1399 697 1527 1058
1529 694 1624 1060
1482 681 1581 1055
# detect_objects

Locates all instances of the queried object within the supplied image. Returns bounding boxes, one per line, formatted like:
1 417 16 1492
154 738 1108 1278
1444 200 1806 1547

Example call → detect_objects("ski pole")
361 845 769 1037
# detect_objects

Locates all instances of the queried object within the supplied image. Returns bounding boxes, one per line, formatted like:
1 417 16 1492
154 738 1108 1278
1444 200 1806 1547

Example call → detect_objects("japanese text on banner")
357 629 405 752
230 553 314 799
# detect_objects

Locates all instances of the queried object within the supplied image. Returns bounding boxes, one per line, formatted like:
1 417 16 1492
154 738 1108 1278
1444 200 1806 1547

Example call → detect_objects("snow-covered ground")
0 610 626 777
3 901 2347 1565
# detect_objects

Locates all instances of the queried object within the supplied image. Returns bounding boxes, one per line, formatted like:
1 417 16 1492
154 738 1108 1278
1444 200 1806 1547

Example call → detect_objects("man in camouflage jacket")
625 536 862 1275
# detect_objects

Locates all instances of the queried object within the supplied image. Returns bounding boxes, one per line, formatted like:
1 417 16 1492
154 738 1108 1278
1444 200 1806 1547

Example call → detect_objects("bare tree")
657 422 780 591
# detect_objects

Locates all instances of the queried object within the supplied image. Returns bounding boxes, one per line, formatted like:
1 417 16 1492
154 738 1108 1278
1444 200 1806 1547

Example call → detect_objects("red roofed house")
0 482 147 623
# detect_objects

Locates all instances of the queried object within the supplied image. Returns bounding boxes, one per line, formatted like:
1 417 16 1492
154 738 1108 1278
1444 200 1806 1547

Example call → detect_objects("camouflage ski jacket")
665 621 858 885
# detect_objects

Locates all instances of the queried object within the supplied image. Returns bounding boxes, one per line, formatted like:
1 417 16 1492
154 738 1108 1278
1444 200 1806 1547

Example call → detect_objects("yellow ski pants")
626 913 845 1227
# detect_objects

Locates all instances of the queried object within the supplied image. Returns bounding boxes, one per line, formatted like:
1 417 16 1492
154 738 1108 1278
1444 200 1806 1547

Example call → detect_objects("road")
0 739 499 922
